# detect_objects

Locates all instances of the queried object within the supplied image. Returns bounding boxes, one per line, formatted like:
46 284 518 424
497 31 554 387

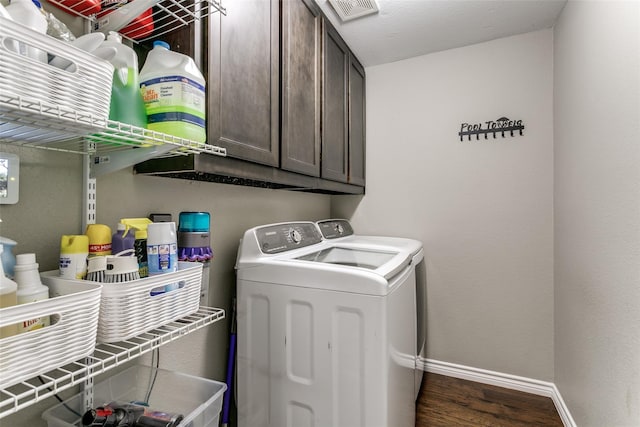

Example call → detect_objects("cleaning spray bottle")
100 31 147 128
120 218 152 278
111 222 136 254
0 236 17 279
0 244 18 339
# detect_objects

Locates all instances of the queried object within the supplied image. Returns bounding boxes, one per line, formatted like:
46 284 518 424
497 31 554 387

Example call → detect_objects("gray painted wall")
333 29 555 382
0 153 330 426
553 1 640 425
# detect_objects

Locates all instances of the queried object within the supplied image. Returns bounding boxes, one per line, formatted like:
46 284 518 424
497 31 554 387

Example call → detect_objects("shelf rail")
46 0 226 43
0 93 226 159
0 306 225 419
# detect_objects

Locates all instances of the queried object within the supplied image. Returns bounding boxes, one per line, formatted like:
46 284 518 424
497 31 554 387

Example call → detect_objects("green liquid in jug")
110 67 147 128
88 67 150 146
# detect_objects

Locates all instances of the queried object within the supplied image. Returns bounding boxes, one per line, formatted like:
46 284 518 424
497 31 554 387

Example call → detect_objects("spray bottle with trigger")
119 218 152 278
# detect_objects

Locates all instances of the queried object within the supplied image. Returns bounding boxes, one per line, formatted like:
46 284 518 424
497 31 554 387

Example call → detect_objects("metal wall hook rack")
458 117 525 142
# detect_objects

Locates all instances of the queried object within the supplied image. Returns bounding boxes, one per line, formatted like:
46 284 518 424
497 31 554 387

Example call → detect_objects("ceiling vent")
328 0 379 22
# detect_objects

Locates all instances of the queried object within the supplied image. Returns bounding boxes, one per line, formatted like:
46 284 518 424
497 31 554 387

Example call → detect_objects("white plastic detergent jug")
139 41 206 143
100 32 147 127
5 0 48 63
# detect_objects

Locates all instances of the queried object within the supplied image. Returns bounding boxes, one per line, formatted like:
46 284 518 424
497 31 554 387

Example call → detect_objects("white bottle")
139 41 207 143
5 0 48 63
14 253 50 333
0 244 18 339
147 222 178 294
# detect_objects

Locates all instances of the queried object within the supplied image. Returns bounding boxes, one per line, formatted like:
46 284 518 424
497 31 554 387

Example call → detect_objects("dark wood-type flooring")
416 373 564 426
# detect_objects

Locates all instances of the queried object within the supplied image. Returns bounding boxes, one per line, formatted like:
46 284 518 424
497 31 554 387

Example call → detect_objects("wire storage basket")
42 261 203 343
0 280 101 390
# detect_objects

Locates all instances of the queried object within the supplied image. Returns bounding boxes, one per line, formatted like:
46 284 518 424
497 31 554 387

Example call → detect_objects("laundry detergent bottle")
101 31 147 128
139 41 206 143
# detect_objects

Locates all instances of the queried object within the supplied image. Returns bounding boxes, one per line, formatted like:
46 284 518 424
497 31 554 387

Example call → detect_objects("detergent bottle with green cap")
139 41 206 143
120 218 153 278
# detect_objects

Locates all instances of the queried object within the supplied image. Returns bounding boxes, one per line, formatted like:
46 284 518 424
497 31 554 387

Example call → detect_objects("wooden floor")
416 373 564 426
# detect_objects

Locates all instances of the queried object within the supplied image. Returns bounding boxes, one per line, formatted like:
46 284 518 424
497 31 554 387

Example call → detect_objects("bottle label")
147 243 178 274
89 243 112 256
19 316 50 333
59 253 88 279
140 76 205 128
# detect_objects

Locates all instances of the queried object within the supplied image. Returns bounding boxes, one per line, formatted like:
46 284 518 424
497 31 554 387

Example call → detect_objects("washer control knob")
289 229 302 244
335 223 344 235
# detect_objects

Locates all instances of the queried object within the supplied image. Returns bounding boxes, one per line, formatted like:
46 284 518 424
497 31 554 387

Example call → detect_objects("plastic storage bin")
0 16 113 122
42 365 227 427
0 279 101 389
41 261 203 343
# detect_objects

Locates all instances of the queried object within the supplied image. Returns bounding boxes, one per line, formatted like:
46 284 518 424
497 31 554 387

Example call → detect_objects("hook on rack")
458 117 525 142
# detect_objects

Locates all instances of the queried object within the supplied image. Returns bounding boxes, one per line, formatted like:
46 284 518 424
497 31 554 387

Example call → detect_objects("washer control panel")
255 222 323 254
316 219 354 239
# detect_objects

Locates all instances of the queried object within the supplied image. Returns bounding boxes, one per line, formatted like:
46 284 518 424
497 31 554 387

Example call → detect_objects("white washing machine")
316 219 427 399
236 221 423 427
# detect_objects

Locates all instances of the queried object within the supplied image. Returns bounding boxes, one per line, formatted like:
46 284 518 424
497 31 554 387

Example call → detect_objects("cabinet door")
349 55 366 186
207 0 279 166
281 0 322 177
321 19 349 183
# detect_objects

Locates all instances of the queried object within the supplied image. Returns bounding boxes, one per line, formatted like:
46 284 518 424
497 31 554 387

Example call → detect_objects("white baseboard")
418 358 577 427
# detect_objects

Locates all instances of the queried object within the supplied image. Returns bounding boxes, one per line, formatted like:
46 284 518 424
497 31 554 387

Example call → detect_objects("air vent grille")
328 0 379 22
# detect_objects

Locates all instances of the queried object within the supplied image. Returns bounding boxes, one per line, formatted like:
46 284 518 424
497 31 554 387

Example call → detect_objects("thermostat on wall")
0 152 19 204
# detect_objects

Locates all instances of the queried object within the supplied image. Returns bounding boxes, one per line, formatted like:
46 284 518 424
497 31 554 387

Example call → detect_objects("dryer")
236 222 423 427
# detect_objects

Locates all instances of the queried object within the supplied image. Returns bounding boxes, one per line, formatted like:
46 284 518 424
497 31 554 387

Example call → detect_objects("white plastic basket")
0 16 113 121
0 280 101 390
43 262 203 343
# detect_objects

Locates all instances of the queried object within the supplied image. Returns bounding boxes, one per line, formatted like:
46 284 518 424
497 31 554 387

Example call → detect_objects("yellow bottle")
60 235 89 279
86 224 112 257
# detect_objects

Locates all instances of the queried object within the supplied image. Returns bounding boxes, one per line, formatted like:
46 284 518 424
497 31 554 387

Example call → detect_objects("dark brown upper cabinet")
349 55 366 186
207 0 280 166
281 0 322 177
138 0 365 194
321 18 349 183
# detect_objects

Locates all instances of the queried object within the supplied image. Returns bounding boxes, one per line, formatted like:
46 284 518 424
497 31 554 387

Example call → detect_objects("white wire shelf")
0 306 225 419
0 92 226 158
47 0 226 43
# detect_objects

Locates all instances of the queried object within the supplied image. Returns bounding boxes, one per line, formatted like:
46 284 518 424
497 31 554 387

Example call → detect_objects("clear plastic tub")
42 365 226 427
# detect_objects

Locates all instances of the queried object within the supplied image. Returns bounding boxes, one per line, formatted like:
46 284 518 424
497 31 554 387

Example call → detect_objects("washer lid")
296 246 397 270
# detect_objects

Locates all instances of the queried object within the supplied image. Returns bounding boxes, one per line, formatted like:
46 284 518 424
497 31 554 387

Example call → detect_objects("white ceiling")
316 0 567 67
